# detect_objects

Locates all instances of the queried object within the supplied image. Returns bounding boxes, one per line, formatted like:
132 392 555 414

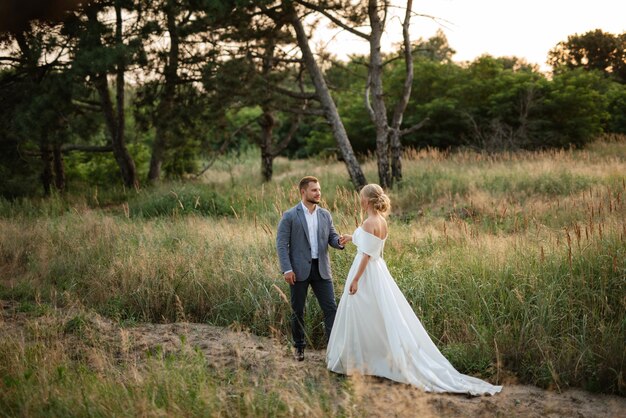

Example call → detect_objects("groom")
276 176 344 361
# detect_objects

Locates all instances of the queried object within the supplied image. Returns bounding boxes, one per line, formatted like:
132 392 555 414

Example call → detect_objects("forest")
1 0 625 197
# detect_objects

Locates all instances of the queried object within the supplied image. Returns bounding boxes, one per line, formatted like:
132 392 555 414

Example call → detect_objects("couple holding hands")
276 176 501 396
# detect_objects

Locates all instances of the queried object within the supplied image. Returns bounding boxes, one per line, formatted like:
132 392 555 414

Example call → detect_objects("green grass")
127 183 232 218
1 139 625 415
481 170 596 198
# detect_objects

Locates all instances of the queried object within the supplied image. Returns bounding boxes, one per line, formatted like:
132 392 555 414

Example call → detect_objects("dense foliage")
1 2 624 196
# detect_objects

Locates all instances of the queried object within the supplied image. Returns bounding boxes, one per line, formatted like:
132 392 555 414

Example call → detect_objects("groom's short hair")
299 176 319 192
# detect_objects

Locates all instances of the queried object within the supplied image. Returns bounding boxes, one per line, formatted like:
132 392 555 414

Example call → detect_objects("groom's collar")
300 201 318 214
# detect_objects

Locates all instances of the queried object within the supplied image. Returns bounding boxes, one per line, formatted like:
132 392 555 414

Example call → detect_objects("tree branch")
385 5 453 28
295 0 370 41
381 47 432 67
71 98 101 111
274 104 325 116
273 75 308 156
272 113 303 157
399 117 429 136
268 83 318 100
60 144 113 153
255 4 282 19
0 56 23 63
195 117 259 178
249 50 303 64
389 0 414 131
364 73 376 121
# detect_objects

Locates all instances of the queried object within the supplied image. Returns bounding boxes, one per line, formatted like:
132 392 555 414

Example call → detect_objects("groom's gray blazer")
276 203 343 281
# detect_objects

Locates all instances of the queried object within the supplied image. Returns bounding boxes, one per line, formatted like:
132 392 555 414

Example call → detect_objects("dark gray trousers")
290 259 337 348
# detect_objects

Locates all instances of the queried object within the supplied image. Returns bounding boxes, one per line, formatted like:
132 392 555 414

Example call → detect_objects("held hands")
339 234 352 246
349 279 359 295
284 271 296 285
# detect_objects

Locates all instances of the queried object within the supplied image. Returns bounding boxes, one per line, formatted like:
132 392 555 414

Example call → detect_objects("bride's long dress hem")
326 368 499 397
326 227 502 397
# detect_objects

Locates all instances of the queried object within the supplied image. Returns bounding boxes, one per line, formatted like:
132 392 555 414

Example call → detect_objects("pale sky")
311 0 626 72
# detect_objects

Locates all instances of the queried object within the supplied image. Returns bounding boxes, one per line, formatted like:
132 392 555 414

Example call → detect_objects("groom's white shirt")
301 201 319 259
284 201 319 275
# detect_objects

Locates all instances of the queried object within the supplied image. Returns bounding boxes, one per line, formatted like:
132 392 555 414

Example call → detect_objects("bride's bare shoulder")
362 217 387 239
361 218 375 233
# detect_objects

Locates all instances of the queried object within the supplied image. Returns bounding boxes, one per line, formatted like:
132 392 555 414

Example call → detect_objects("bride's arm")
350 222 378 294
349 254 370 295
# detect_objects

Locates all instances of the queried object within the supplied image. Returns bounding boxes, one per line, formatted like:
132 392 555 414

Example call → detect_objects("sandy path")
120 323 626 417
2 300 625 417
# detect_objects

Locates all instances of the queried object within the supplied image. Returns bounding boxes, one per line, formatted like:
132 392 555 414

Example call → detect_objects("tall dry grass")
0 303 359 417
1 139 625 414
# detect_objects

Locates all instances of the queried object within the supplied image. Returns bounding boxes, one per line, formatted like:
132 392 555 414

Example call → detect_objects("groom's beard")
306 197 320 205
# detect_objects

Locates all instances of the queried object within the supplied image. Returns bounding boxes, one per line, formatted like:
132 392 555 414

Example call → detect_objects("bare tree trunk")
112 0 138 189
93 72 137 189
389 0 415 185
389 129 402 184
289 0 422 189
87 4 137 189
255 29 305 183
147 133 165 182
93 72 119 144
366 0 391 189
262 150 274 182
259 110 275 182
258 33 278 183
15 30 58 195
52 142 65 192
362 0 424 188
288 4 366 189
257 109 302 183
40 141 53 196
148 0 179 182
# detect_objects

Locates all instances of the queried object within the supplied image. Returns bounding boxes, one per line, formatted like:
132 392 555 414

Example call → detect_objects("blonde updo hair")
360 184 391 216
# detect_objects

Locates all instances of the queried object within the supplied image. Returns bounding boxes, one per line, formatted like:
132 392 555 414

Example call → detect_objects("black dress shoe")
296 347 304 361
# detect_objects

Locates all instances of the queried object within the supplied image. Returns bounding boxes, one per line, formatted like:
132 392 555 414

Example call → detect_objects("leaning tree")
294 0 429 188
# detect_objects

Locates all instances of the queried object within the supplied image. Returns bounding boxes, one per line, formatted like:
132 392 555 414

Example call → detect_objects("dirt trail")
114 323 626 417
2 300 624 417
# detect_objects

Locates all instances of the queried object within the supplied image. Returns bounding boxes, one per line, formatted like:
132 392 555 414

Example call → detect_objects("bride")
327 184 502 396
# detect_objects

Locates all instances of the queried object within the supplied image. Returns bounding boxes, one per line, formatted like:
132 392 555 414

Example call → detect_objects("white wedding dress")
326 227 502 396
